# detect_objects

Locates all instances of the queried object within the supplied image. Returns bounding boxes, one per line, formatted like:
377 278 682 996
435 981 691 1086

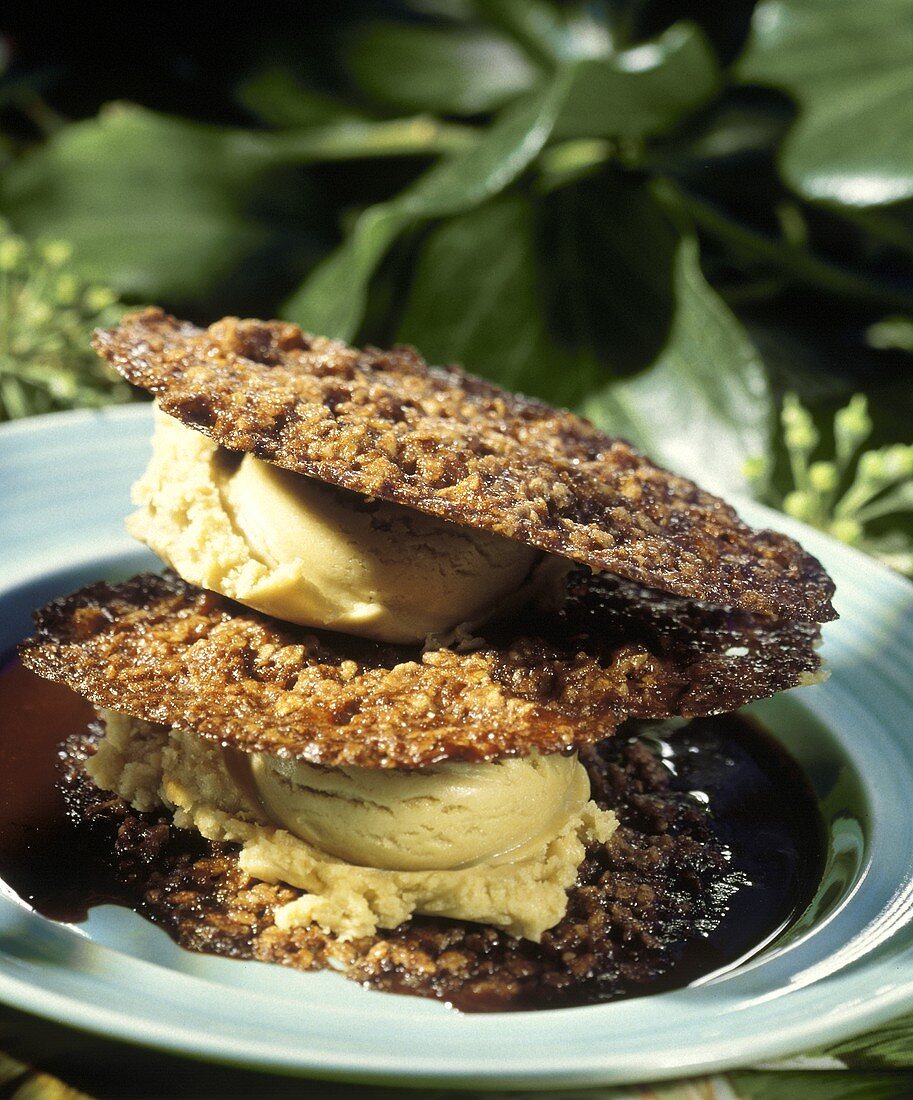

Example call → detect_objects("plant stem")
834 205 913 257
664 181 913 313
239 117 479 168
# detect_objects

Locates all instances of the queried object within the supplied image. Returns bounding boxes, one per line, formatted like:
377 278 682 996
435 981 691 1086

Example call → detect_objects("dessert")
15 307 836 1008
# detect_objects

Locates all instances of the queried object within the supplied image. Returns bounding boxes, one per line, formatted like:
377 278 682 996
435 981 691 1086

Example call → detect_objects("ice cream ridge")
20 309 837 947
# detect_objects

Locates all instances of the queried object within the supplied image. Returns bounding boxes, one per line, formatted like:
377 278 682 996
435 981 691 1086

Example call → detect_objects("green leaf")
237 67 370 127
345 22 538 115
554 22 722 141
738 0 913 205
541 172 678 377
0 104 268 302
396 75 568 213
473 0 607 66
0 103 474 304
397 175 771 492
835 201 913 258
283 72 573 338
286 206 406 340
397 195 588 403
647 90 796 170
731 1069 913 1099
580 234 772 493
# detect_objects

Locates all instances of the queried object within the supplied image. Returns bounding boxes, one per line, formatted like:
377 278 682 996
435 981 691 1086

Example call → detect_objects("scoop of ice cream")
128 408 539 643
89 710 617 942
245 751 589 872
223 450 540 642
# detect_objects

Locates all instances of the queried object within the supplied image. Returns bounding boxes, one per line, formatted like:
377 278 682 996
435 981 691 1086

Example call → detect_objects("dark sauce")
0 658 121 919
634 719 825 989
0 655 824 1006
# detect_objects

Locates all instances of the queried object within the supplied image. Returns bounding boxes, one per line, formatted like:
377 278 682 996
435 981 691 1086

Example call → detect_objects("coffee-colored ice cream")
87 711 617 942
245 750 590 872
128 409 539 643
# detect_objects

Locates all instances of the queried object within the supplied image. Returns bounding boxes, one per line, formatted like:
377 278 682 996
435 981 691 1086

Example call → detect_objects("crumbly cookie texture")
20 572 823 768
94 308 836 624
87 710 616 942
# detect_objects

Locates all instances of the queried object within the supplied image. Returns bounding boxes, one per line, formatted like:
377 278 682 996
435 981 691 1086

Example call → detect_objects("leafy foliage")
343 21 537 115
747 394 913 575
0 102 473 305
738 0 913 205
0 219 129 419
0 0 911 567
553 22 722 141
284 73 574 338
397 178 771 491
731 1069 913 1099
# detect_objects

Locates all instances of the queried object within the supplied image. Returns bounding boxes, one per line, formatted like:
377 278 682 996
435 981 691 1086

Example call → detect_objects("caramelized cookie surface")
20 571 822 768
95 308 836 623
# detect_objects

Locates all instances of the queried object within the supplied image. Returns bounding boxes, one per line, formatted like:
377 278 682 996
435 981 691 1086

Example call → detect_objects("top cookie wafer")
95 308 836 624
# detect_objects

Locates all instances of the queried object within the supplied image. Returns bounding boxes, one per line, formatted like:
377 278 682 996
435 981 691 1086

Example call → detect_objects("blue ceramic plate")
1 404 913 1090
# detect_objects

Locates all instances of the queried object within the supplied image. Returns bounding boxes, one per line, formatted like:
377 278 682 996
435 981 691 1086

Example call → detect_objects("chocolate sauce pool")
0 655 824 1004
0 658 122 919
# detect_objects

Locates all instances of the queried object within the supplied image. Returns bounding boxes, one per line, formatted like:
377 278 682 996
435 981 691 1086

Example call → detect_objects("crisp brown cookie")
94 308 836 624
20 571 822 769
